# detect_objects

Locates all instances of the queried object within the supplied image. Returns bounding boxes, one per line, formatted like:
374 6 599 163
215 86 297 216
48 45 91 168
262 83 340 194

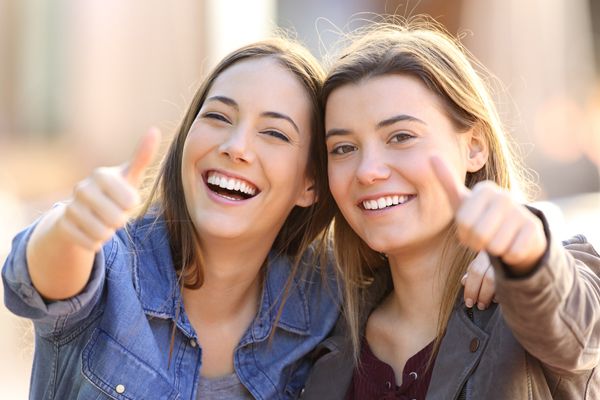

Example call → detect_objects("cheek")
327 163 351 207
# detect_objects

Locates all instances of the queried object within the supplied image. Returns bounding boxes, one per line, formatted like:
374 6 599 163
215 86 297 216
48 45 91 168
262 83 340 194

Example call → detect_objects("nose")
218 125 255 163
356 147 390 185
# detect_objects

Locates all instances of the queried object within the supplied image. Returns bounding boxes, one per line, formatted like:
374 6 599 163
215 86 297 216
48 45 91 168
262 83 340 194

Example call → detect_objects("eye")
330 144 357 155
389 132 414 144
261 130 291 143
202 112 231 124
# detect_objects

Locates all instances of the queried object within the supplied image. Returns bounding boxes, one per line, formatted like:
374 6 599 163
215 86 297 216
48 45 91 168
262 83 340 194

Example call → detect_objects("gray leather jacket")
302 218 600 399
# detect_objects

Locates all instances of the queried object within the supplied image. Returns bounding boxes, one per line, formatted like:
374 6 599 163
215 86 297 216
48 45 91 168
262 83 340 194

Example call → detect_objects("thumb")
429 154 469 211
122 127 161 186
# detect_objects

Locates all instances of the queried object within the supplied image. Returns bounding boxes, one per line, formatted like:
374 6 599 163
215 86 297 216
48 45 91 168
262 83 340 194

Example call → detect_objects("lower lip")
203 180 257 206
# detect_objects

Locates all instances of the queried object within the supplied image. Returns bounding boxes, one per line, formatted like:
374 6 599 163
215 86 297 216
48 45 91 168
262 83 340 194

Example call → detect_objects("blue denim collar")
128 215 311 339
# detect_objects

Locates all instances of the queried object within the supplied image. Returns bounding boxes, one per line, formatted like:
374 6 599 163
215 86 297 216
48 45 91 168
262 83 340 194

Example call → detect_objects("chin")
362 237 393 254
191 216 245 240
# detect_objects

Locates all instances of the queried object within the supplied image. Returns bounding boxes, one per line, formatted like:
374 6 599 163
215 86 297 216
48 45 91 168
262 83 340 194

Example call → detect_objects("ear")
295 178 317 208
464 123 489 173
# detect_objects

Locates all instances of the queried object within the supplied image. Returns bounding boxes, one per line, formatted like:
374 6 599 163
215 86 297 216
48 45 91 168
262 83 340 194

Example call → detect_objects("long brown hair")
322 17 532 359
139 38 335 291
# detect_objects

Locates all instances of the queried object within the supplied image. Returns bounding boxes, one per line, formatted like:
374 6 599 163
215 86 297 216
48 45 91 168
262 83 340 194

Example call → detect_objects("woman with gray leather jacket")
302 20 600 400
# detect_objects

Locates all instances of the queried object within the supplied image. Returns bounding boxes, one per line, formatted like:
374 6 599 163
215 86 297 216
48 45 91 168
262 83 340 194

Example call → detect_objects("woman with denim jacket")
2 38 343 400
301 19 600 399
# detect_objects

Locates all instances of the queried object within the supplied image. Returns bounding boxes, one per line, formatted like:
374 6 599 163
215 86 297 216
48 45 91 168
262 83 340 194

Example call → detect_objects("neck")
385 244 445 326
183 236 271 324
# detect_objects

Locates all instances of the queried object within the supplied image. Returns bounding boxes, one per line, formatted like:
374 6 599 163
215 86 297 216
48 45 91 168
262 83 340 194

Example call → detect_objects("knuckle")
483 271 495 285
455 217 471 234
101 226 115 241
63 203 78 221
92 166 109 179
486 240 505 256
124 190 140 210
474 181 497 196
72 180 88 198
111 213 128 229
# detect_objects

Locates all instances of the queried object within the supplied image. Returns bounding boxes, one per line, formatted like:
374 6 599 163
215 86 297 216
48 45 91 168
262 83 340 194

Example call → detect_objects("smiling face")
181 57 315 247
325 74 482 259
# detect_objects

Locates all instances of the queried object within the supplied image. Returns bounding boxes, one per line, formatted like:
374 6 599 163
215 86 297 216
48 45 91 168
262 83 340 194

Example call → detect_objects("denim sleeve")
2 221 109 337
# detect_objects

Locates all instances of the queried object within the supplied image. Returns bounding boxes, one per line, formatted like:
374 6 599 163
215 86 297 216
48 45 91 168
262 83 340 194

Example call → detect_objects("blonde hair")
322 16 532 360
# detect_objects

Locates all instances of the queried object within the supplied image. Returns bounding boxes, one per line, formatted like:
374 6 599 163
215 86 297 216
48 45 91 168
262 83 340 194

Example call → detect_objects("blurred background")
1 0 599 397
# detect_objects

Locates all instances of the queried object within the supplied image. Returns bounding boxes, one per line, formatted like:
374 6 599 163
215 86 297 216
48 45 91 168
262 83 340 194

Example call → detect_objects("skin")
27 128 161 300
325 74 546 384
25 57 317 379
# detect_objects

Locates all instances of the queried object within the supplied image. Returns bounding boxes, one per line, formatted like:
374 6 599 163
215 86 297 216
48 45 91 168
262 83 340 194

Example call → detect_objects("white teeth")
207 172 257 196
362 195 411 210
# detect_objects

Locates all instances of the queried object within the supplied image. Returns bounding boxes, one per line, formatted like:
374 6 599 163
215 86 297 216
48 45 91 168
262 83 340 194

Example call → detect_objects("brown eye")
389 132 414 144
331 144 356 155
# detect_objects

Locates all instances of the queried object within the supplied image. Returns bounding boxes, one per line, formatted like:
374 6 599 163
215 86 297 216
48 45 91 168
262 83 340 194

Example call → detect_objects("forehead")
207 57 312 120
325 74 448 126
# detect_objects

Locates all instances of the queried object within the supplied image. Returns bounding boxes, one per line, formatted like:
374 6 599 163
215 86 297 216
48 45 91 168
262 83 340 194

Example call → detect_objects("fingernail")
465 298 474 308
477 302 486 310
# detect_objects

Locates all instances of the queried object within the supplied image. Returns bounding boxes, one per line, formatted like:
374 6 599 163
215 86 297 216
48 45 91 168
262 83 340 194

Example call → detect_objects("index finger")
122 127 161 186
429 154 469 211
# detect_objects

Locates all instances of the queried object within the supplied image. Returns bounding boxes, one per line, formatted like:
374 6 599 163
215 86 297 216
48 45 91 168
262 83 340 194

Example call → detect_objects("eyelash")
330 144 357 155
389 132 414 143
261 130 290 143
202 112 230 123
329 132 415 155
202 112 290 143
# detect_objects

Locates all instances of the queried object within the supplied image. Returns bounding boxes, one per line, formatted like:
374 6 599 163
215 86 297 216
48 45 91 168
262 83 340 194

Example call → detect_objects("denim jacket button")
115 384 125 394
190 339 197 348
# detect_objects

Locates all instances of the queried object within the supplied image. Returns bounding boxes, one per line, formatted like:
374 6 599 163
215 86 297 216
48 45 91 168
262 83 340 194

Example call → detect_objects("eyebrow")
205 96 300 134
261 111 300 134
326 114 426 139
376 114 426 129
205 95 239 110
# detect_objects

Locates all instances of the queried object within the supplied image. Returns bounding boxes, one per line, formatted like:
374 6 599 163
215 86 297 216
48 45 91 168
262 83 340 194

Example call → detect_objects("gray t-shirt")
197 373 254 399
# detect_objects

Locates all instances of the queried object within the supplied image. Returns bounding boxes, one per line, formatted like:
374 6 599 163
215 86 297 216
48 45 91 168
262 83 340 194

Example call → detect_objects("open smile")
204 170 260 201
359 194 416 211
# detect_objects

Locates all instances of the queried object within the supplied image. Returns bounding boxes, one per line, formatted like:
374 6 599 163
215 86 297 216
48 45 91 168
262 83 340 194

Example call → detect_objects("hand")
462 251 496 309
430 155 547 273
58 128 161 252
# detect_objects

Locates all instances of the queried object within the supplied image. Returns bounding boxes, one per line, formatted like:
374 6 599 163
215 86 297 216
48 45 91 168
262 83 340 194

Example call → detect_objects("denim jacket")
3 214 340 400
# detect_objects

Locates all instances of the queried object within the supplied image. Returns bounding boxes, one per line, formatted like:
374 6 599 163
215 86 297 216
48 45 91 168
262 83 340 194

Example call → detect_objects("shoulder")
264 249 341 336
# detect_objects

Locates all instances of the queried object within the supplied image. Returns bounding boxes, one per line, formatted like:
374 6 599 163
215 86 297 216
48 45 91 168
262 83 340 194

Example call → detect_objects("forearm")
495 236 600 373
26 204 96 301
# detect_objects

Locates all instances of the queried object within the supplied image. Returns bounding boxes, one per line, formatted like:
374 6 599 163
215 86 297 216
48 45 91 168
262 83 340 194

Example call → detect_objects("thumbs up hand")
60 128 161 251
430 155 547 273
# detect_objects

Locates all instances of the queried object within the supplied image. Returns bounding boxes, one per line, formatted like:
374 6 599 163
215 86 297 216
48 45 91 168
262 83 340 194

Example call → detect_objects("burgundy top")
344 339 435 400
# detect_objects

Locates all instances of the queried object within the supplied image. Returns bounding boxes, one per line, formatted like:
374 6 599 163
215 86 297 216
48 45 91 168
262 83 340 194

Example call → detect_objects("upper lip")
203 169 261 195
